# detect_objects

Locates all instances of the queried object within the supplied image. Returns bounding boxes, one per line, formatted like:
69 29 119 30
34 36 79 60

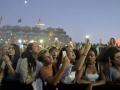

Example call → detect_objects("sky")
0 0 120 44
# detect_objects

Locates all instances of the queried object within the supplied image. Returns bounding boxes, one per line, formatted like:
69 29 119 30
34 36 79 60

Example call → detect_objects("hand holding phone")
70 41 73 48
79 44 83 50
62 51 66 58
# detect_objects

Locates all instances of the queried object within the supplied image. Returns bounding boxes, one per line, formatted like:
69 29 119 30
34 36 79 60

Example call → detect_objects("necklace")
87 63 95 67
87 61 96 67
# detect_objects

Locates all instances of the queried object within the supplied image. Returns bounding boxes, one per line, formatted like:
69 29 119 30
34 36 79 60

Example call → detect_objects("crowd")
0 31 119 90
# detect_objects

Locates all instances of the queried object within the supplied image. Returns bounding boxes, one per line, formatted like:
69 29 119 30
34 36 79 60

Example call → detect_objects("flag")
0 17 2 24
18 17 21 23
38 18 40 24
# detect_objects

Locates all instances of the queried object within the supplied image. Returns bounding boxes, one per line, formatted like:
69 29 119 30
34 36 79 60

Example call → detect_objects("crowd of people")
0 31 119 90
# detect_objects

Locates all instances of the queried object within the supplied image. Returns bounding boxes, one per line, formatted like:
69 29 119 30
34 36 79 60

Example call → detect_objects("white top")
82 63 100 82
1 61 18 80
59 64 76 84
15 58 23 74
19 58 43 84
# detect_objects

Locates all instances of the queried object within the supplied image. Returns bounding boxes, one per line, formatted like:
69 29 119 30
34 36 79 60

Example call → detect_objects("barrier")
0 79 120 90
59 83 120 90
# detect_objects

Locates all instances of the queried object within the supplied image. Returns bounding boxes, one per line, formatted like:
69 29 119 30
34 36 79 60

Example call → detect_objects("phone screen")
79 44 82 50
20 44 23 49
87 38 89 43
55 38 58 41
96 46 99 52
62 51 66 58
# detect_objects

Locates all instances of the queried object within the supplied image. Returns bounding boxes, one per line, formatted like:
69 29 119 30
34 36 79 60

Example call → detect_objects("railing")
0 79 120 90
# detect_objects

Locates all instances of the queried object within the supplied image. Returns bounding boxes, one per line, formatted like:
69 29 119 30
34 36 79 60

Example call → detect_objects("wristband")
94 81 96 83
82 54 87 56
7 63 11 67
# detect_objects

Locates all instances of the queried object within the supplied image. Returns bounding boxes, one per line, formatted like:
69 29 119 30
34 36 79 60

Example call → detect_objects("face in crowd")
66 46 76 63
111 51 120 66
86 49 97 65
3 46 9 55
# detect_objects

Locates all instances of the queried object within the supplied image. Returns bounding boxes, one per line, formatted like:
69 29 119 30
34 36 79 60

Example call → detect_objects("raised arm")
44 30 53 48
72 42 91 71
2 55 18 78
42 56 70 86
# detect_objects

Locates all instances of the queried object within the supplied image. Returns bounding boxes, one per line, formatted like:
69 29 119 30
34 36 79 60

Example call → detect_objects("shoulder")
41 66 50 72
105 66 115 74
20 58 27 65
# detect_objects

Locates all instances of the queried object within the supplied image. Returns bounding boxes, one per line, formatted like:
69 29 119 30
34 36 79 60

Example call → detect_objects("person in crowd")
19 42 43 85
23 44 27 52
98 47 107 62
72 49 80 65
57 41 91 84
76 48 106 90
107 38 116 47
49 46 58 62
1 44 9 55
0 44 20 84
100 47 118 71
38 48 70 90
105 49 120 85
0 49 3 72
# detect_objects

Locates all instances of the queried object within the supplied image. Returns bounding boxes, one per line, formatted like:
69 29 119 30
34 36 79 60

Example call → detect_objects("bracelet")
7 63 11 67
82 54 87 56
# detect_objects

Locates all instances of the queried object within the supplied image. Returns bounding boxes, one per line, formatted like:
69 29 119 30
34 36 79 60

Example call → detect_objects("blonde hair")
1 43 9 50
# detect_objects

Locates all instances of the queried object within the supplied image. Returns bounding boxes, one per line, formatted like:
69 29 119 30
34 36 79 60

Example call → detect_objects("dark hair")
23 44 27 46
57 46 70 70
110 38 115 45
49 46 57 53
98 47 107 62
4 44 20 78
110 50 120 66
89 47 97 56
73 49 80 60
21 51 26 58
26 43 36 75
100 47 118 63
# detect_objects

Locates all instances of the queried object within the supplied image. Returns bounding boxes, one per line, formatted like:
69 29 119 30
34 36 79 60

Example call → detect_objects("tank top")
82 63 100 82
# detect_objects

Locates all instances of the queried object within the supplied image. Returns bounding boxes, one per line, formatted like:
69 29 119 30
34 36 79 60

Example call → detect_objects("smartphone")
55 38 58 41
70 41 73 48
96 46 99 52
79 44 82 50
20 44 23 49
62 51 66 58
85 36 89 43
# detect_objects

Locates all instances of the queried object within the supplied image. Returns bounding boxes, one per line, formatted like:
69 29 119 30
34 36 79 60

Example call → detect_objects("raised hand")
49 30 53 37
2 54 10 64
83 41 91 55
62 55 70 68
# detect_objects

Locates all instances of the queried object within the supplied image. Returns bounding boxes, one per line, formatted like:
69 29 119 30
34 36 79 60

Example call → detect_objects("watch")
7 63 11 67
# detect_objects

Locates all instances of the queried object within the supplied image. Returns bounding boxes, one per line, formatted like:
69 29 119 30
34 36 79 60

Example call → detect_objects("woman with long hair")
76 48 106 90
57 42 91 84
19 42 43 85
0 44 20 82
100 47 119 71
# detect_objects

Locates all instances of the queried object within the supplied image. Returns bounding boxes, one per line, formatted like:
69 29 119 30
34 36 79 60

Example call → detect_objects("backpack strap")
52 65 55 76
41 78 46 90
